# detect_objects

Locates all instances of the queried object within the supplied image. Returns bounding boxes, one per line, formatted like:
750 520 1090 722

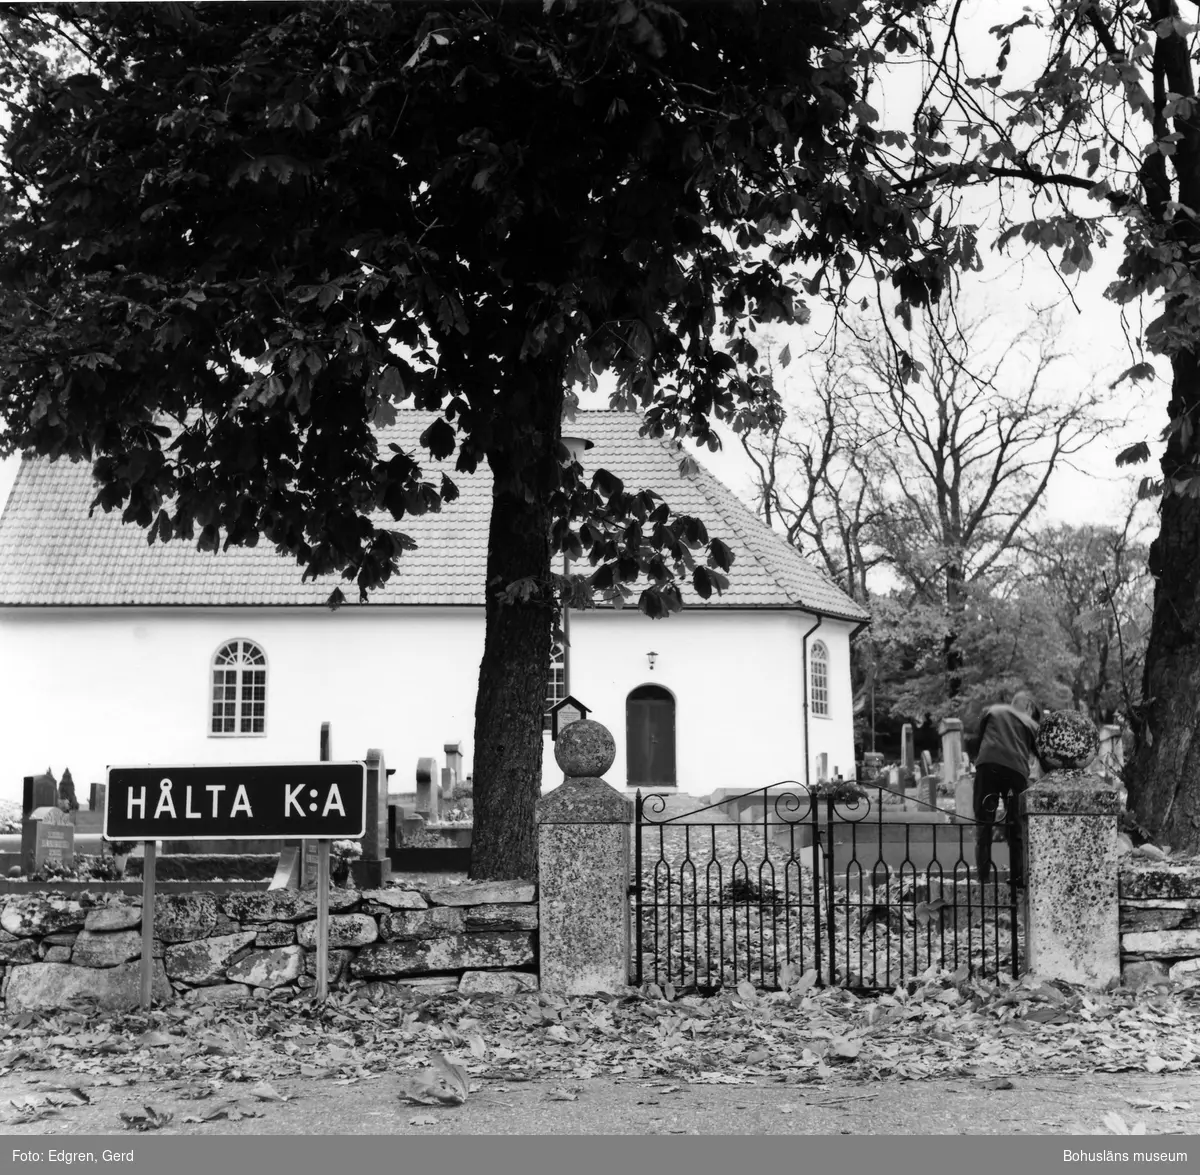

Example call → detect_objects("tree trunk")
943 560 965 699
1128 350 1200 854
469 378 564 880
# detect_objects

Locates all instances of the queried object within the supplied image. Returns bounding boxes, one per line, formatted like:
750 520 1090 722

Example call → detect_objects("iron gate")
632 780 1022 992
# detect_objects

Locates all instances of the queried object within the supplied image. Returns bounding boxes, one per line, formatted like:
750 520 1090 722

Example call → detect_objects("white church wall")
0 606 483 804
0 604 860 806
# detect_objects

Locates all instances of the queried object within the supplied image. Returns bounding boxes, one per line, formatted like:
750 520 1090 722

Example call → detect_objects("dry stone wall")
0 881 537 1011
1119 862 1200 987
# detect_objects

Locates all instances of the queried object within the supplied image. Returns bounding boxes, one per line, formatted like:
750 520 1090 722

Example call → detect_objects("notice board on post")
104 763 367 842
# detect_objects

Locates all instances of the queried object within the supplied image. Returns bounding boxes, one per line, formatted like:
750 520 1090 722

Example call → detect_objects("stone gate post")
1021 771 1121 987
536 720 632 995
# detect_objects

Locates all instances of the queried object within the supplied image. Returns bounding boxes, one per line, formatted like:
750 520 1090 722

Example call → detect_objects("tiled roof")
0 411 869 620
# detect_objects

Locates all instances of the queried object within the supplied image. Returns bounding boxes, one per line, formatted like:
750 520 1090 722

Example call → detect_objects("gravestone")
32 807 74 872
359 748 391 888
23 771 57 816
954 773 974 823
444 743 463 788
920 750 934 777
21 772 60 872
300 841 320 889
815 753 829 784
916 775 938 812
900 724 915 771
862 751 885 778
89 783 105 812
939 718 963 781
415 757 440 822
271 847 302 890
440 768 454 801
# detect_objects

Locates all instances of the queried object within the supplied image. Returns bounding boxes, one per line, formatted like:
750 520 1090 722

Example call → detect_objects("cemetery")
0 712 1196 1016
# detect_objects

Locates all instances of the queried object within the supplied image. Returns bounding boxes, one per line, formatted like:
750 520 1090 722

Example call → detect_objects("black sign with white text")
104 763 367 841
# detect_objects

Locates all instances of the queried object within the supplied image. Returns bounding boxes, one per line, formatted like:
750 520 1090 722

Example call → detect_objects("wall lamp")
647 651 658 670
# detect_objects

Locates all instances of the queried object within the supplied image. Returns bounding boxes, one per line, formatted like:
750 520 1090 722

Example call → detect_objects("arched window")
543 643 566 732
810 640 830 718
211 640 267 736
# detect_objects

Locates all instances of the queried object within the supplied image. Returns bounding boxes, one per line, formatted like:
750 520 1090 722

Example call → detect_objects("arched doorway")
626 685 676 787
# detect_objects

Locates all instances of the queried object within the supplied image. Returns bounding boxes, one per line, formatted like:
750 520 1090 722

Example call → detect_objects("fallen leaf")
409 1114 438 1126
977 1078 1014 1090
250 1081 290 1102
735 981 757 1002
831 1038 860 1060
397 1053 470 1106
1103 1111 1147 1136
119 1104 174 1132
546 1088 579 1101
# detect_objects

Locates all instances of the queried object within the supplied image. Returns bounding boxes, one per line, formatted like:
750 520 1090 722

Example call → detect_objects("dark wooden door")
626 686 676 786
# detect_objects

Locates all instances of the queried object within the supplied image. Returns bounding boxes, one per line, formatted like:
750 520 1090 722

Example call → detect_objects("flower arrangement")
1035 710 1100 770
331 840 362 865
330 839 362 885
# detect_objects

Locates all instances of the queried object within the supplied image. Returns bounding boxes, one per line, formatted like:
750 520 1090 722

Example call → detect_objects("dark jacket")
975 704 1039 779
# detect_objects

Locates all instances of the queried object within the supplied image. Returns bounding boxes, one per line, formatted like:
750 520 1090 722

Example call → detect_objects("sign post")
140 840 156 1011
105 761 366 1011
316 724 331 1002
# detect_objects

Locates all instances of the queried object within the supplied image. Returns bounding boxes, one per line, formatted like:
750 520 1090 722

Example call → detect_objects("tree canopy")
0 0 968 876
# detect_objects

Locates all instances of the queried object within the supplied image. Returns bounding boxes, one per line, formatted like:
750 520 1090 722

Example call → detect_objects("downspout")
800 615 824 794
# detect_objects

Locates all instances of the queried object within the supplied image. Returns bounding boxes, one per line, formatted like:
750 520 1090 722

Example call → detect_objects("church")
0 411 868 800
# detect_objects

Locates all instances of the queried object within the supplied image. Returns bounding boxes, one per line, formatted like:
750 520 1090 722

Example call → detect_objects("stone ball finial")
1035 709 1100 771
554 719 615 778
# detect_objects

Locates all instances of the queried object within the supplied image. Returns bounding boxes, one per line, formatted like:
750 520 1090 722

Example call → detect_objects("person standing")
973 690 1039 889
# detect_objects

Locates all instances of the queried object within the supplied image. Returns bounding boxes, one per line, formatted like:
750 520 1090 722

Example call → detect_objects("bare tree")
745 300 1110 700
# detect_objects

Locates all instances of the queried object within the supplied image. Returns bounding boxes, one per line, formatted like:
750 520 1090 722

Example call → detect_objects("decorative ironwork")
632 781 1021 993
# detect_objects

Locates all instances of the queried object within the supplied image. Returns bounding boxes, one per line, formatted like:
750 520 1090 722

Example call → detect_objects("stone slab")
1169 958 1200 982
1120 863 1200 900
71 928 142 968
425 881 534 907
154 894 219 943
1120 906 1198 932
1121 929 1200 958
164 932 257 985
1121 960 1170 989
304 948 352 984
379 908 464 941
350 932 535 979
464 904 538 932
296 914 379 949
83 905 142 933
6 960 172 1011
2 897 89 937
0 938 38 965
219 889 361 924
458 969 538 995
254 921 297 948
226 945 304 988
361 889 428 910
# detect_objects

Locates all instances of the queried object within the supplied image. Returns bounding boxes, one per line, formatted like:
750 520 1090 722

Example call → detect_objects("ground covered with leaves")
0 969 1196 1134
